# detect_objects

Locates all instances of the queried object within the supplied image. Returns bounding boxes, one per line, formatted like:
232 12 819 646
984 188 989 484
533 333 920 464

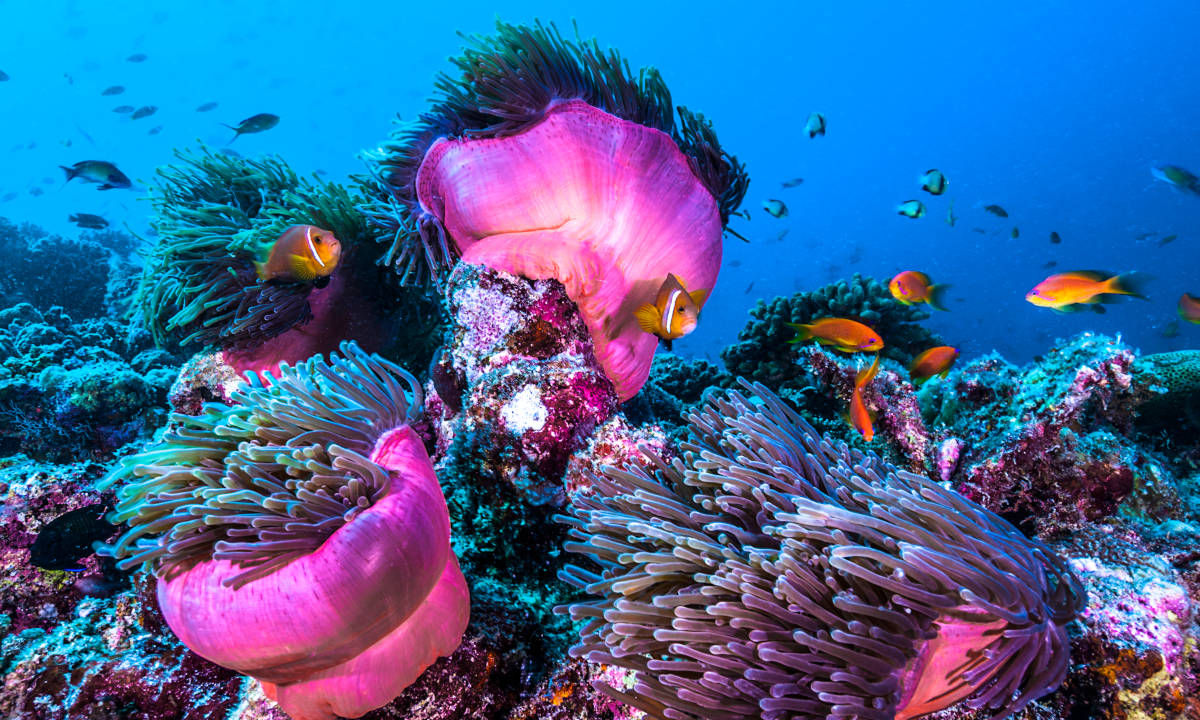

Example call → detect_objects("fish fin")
1059 270 1113 283
633 304 661 335
785 322 813 343
663 338 674 352
255 261 268 281
928 284 951 311
856 354 881 389
1106 272 1151 300
1091 304 1108 314
287 254 316 281
689 288 709 308
98 184 114 191
59 165 77 181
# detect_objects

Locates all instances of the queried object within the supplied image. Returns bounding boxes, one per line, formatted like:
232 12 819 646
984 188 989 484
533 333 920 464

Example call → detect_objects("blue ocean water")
2 0 1198 363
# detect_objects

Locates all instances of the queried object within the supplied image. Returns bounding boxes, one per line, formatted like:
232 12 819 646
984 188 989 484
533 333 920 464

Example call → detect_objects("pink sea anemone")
100 343 468 719
366 21 747 401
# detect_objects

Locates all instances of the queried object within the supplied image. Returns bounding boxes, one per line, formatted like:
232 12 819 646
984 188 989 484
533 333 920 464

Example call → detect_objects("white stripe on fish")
661 289 682 331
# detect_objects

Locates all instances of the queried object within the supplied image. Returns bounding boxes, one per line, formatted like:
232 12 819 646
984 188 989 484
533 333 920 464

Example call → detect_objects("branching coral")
559 379 1083 720
98 341 468 720
722 274 942 392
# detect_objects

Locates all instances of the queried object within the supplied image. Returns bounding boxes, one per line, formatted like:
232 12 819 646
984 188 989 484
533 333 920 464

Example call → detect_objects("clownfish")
849 354 880 442
255 224 342 283
889 271 949 310
786 317 883 353
909 346 958 386
1025 270 1147 312
633 274 709 350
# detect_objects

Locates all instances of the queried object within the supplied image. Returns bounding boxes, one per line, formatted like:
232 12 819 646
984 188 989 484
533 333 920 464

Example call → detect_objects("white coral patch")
501 385 548 433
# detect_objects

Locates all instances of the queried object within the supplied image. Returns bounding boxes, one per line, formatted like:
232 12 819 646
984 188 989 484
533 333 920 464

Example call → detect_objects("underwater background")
2 2 1200 720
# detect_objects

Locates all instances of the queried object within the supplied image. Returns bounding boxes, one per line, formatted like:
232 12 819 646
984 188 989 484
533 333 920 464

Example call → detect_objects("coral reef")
0 303 176 462
0 217 140 321
560 379 1084 720
363 21 747 401
721 274 942 393
924 333 1178 536
98 342 467 720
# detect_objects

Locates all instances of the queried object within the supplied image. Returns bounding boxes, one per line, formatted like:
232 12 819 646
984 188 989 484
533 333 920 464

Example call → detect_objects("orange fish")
787 318 883 353
888 271 949 310
1025 271 1147 312
255 225 342 283
633 273 709 350
849 354 880 442
1180 293 1200 324
909 346 958 385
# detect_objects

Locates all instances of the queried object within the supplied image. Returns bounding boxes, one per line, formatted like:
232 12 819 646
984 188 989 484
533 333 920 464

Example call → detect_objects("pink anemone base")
155 425 469 720
416 99 724 401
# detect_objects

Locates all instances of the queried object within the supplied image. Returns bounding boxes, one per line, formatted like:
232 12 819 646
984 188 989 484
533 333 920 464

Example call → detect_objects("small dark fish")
131 105 157 120
805 112 826 138
41 177 54 185
1049 231 1062 244
29 503 117 572
983 204 1009 217
219 147 242 158
148 125 163 135
781 177 804 188
920 169 948 195
101 85 125 96
127 53 148 63
224 112 280 142
0 70 9 81
61 160 132 190
728 259 742 267
112 105 134 114
1158 234 1178 246
1 191 17 202
775 229 790 243
29 187 44 196
1042 260 1058 269
196 101 219 112
1161 320 1180 338
63 72 74 85
897 199 926 218
745 281 755 294
69 212 109 229
762 199 788 218
315 169 328 176
1011 227 1020 239
971 227 986 234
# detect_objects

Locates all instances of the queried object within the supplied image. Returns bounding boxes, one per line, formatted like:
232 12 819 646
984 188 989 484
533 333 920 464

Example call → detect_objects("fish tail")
856 354 881 389
927 284 951 311
785 322 813 343
633 304 661 336
1106 272 1150 300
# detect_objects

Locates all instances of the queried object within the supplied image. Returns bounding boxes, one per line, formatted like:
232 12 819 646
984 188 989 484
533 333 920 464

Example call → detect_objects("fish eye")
677 307 685 313
314 236 323 244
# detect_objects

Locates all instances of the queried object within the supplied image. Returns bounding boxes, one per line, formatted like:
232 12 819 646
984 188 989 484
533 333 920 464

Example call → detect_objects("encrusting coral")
98 341 468 720
560 379 1084 720
363 20 748 401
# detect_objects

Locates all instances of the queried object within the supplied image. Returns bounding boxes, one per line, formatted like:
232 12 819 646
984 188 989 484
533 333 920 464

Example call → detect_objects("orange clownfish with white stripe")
633 273 709 350
255 224 342 283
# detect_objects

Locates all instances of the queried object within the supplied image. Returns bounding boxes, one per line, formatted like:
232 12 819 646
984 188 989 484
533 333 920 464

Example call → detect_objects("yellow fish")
634 274 709 350
255 225 342 283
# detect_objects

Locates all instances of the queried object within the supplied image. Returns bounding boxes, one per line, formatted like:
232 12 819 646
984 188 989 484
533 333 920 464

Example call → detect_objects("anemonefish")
1179 293 1200 324
633 273 709 350
1025 271 1147 312
909 346 958 386
849 354 880 442
255 224 342 283
888 271 949 310
786 318 883 353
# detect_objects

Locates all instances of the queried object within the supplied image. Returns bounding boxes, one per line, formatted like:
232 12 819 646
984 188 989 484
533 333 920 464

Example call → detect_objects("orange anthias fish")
909 346 958 386
633 273 709 350
849 354 881 442
888 271 949 310
256 225 342 283
1025 271 1147 312
787 318 883 353
1180 293 1200 324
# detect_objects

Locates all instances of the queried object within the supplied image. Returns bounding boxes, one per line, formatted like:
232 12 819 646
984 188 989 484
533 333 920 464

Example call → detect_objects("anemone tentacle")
559 379 1084 720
